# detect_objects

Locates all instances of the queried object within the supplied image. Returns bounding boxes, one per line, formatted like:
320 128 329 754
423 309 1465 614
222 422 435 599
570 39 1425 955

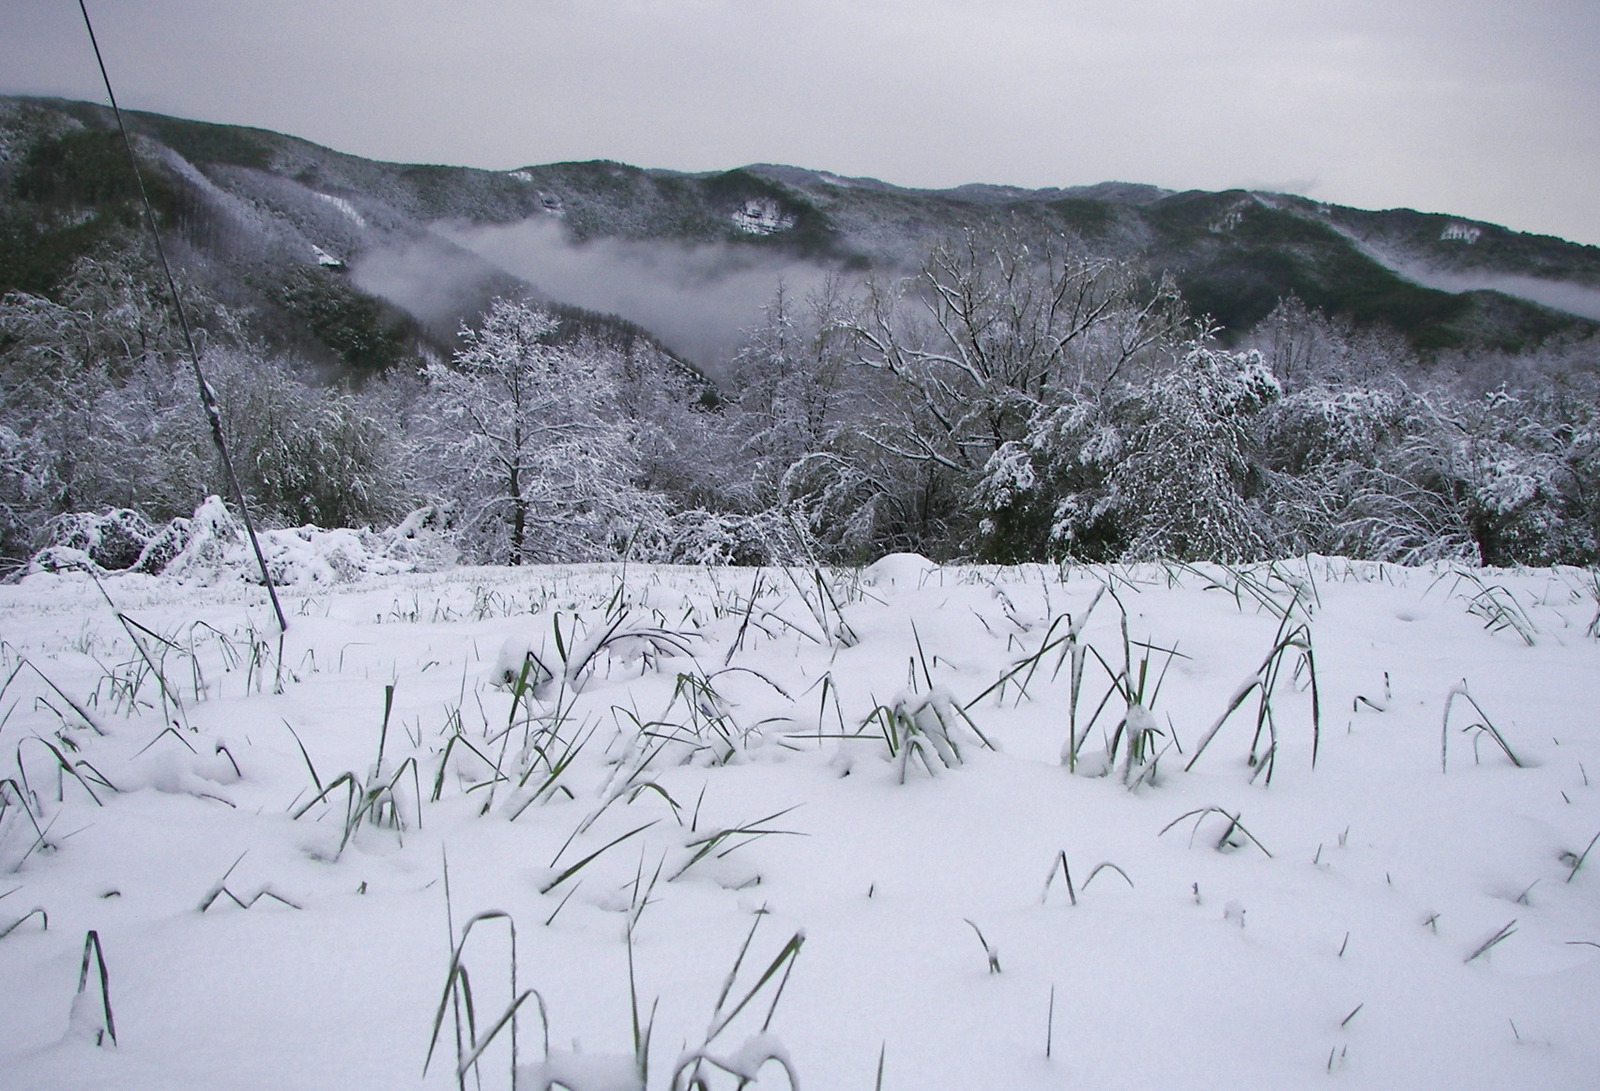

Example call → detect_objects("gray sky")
4 0 1598 246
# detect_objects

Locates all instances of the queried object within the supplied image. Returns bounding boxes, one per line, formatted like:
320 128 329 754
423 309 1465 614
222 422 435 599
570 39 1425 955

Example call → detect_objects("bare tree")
849 233 1186 476
830 232 1186 554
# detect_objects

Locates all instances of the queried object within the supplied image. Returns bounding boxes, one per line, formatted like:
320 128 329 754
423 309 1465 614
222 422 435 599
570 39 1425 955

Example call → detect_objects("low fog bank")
1407 269 1600 324
350 233 530 343
1357 246 1600 324
434 218 842 376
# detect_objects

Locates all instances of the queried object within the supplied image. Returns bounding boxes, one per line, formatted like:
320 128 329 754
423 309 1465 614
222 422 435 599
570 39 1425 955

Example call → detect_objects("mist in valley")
354 217 845 376
1397 266 1600 324
349 232 528 343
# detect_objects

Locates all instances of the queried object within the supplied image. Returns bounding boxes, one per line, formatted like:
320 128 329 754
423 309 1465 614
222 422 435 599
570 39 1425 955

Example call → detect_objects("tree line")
3 230 1598 574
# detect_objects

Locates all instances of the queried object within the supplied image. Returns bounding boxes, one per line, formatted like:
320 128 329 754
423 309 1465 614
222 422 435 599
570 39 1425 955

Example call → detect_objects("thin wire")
76 0 287 632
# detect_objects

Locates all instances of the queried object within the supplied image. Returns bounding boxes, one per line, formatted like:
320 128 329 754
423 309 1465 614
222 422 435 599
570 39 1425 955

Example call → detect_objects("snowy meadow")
1 555 1598 1089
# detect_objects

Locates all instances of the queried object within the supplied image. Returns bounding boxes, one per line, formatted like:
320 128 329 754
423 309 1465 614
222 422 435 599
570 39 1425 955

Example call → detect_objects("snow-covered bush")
1105 345 1281 561
34 508 159 571
1260 386 1405 476
631 506 815 566
975 398 1126 561
1451 388 1599 565
199 348 407 530
780 449 907 563
28 497 454 585
0 251 412 566
0 424 35 567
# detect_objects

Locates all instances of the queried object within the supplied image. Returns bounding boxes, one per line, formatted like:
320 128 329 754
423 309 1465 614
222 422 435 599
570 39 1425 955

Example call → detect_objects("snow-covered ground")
1 557 1597 1089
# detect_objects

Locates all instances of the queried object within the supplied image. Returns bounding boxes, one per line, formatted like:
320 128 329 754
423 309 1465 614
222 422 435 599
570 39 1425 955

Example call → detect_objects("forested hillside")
3 96 1599 573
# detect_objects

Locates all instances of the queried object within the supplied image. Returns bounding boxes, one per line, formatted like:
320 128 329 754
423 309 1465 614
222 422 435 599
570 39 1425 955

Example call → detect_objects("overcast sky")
4 0 1598 246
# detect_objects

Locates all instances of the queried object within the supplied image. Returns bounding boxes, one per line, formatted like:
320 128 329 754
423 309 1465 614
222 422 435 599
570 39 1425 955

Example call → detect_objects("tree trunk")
509 462 525 565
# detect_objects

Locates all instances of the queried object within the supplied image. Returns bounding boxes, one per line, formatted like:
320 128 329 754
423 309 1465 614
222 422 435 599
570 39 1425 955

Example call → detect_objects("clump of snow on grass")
517 1051 641 1091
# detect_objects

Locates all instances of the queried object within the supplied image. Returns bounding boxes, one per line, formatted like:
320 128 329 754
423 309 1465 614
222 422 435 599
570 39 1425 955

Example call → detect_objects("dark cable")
75 0 287 632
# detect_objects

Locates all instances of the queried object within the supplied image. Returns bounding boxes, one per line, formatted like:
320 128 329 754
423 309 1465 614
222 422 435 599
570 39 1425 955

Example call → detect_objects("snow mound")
861 552 937 589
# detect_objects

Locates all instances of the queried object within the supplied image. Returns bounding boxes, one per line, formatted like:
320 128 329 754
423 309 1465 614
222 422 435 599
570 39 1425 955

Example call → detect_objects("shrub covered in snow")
29 497 455 585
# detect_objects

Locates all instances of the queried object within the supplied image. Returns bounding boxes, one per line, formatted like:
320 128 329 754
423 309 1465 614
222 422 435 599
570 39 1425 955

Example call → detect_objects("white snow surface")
1 558 1598 1089
314 191 367 228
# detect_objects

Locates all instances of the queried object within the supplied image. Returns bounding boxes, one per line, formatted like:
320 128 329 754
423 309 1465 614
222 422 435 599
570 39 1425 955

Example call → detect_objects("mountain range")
4 94 1599 378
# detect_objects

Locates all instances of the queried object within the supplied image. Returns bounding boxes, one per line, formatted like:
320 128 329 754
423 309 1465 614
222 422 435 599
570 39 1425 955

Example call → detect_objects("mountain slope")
3 95 1598 373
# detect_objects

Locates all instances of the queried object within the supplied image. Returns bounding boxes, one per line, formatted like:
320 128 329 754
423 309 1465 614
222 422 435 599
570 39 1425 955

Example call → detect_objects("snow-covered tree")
844 232 1188 555
0 247 199 533
598 334 742 515
1246 292 1414 390
852 234 1183 469
421 298 664 564
726 278 858 505
1110 345 1281 560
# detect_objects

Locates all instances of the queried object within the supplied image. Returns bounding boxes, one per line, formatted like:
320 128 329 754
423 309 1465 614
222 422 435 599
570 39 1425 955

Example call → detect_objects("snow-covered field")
1 557 1597 1089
